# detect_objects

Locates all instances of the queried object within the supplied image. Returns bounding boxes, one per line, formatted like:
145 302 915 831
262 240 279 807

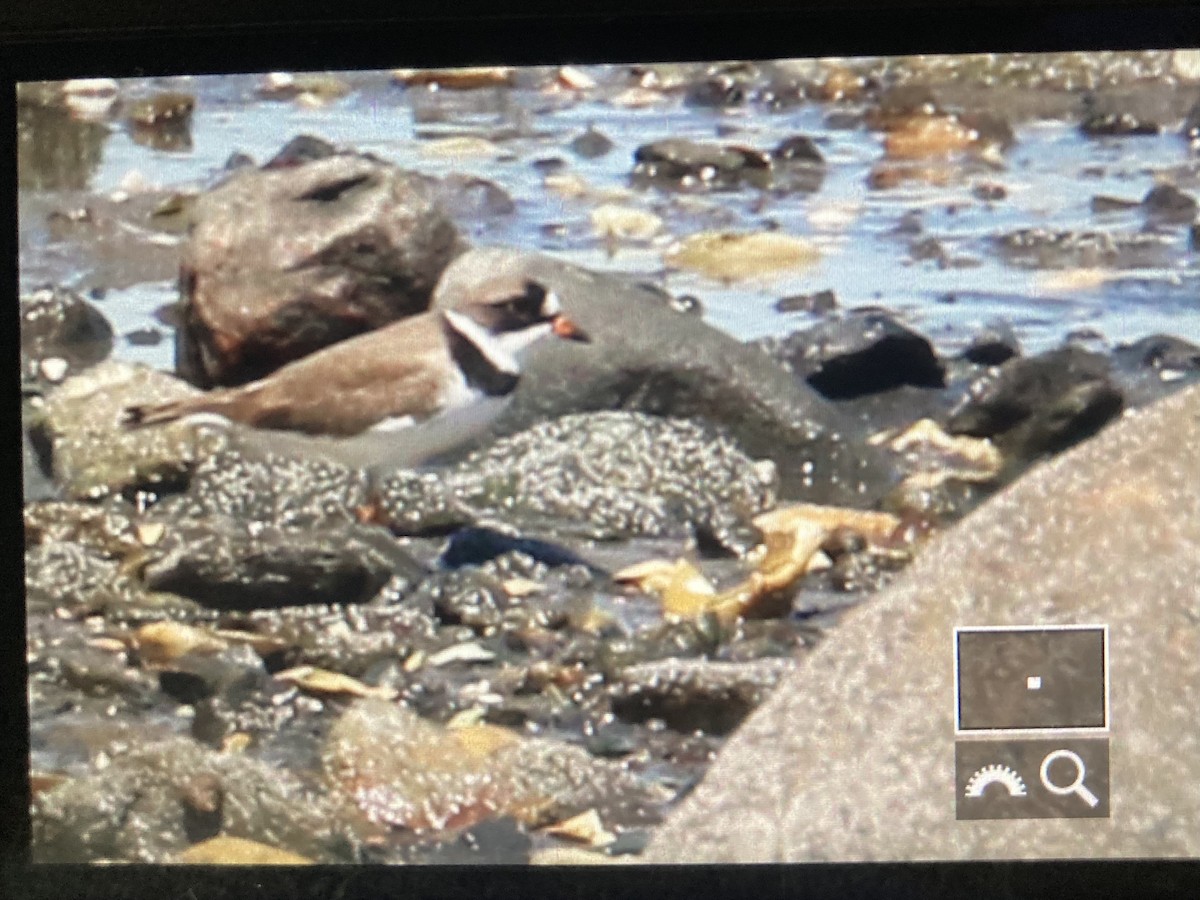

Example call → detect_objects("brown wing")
225 314 454 435
199 313 456 436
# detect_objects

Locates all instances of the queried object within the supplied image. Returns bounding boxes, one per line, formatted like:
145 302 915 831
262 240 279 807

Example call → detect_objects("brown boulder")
178 152 465 387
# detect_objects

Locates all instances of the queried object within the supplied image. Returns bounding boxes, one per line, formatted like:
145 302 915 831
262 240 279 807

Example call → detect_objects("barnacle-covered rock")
33 736 353 862
373 412 778 556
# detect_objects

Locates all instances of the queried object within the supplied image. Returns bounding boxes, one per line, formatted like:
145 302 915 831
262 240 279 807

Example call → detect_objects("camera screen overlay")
18 50 1200 864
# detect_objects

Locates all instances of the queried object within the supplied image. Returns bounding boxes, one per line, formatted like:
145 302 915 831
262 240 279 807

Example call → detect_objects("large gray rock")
432 248 897 505
643 382 1200 862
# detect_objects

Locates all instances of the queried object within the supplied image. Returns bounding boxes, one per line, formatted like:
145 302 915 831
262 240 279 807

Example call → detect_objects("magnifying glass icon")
1040 749 1099 808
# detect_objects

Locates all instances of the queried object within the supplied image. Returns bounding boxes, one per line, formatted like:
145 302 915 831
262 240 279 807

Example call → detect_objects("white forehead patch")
540 289 562 317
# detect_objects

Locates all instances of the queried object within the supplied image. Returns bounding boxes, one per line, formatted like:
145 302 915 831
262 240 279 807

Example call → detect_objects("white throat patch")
442 309 520 376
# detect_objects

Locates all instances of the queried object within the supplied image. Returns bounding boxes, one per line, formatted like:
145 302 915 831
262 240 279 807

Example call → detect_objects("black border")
4 2 1200 899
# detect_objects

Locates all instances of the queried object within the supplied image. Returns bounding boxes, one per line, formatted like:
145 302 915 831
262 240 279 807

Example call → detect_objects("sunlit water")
17 68 1200 375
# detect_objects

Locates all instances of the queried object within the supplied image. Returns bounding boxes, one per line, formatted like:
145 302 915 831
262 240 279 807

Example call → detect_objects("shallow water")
17 64 1200 369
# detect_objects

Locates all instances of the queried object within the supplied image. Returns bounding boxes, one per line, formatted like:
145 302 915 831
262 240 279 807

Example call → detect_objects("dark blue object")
439 527 589 570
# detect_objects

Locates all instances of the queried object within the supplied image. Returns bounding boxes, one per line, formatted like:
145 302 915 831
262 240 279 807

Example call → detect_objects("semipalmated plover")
124 278 586 468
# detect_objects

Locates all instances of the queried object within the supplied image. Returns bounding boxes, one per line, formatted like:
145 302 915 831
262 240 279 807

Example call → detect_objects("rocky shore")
20 51 1200 863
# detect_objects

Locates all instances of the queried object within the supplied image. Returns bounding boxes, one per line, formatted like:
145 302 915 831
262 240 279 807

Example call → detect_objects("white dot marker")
1027 675 1042 691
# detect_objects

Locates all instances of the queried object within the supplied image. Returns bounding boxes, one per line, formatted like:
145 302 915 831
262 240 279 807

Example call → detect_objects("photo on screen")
17 49 1200 865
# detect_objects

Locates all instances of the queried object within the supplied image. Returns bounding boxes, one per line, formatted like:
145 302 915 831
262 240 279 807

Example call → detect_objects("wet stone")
759 309 945 400
961 320 1021 366
24 499 143 558
125 91 195 127
25 542 141 614
1110 334 1200 407
947 346 1125 460
631 137 824 193
774 289 838 315
322 699 663 837
569 126 615 159
139 516 425 610
633 139 771 190
30 361 224 501
179 149 465 387
374 412 777 556
1142 183 1198 224
229 601 438 676
20 286 114 385
33 735 353 863
995 227 1174 269
610 656 792 735
1080 108 1160 137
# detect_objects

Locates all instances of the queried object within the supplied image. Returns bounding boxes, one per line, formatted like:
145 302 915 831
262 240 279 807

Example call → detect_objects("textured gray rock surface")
433 248 897 505
643 382 1200 862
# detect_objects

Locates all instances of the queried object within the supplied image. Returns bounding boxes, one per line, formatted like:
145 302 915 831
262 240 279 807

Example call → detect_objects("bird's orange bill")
551 314 589 341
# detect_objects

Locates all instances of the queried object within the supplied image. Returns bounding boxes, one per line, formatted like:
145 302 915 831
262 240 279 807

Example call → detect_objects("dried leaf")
427 642 496 667
541 809 615 846
275 666 398 700
135 621 228 664
175 836 313 865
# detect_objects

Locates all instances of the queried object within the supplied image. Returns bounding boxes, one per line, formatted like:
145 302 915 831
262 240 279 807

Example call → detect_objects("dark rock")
374 412 777 556
1142 183 1198 224
865 84 940 129
262 134 338 169
569 125 615 158
1080 108 1160 136
684 72 751 108
124 327 163 347
1091 194 1141 213
632 139 772 191
33 736 352 862
177 151 465 387
124 91 194 127
23 426 57 502
1186 99 1200 145
759 310 945 400
909 236 948 263
772 135 824 165
127 104 193 153
1110 334 1200 407
995 227 1173 269
1114 334 1200 373
774 289 837 315
140 516 425 610
972 182 1007 202
20 286 114 384
947 347 1124 459
432 249 899 505
223 151 255 171
961 320 1021 366
434 173 516 218
30 361 222 501
610 657 790 735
